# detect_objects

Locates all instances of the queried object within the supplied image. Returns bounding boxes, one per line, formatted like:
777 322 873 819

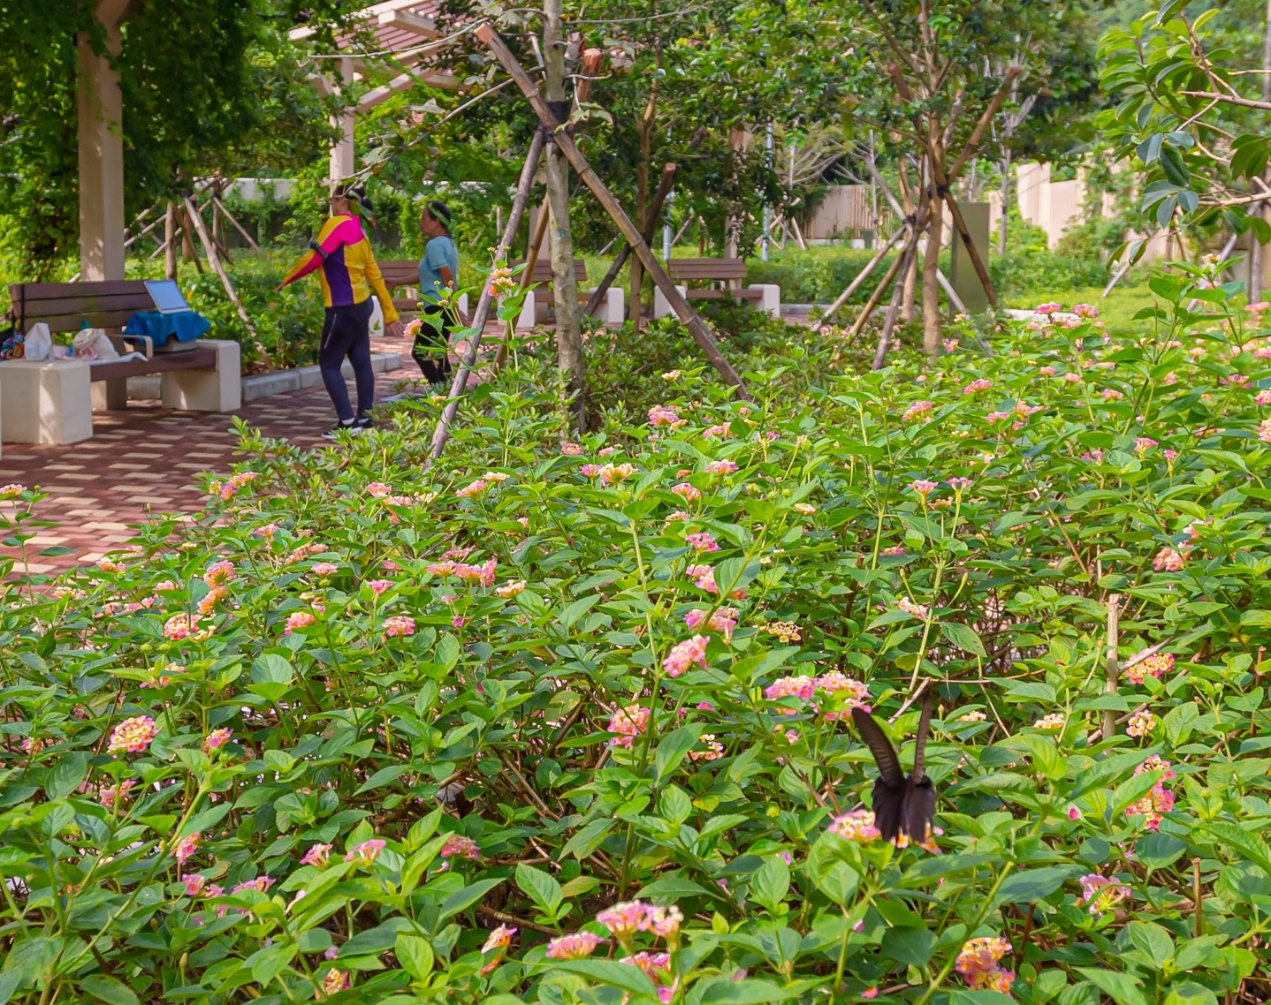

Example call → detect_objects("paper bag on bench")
72 328 119 362
23 322 52 361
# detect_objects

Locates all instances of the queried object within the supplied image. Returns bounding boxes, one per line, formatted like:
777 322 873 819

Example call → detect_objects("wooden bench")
377 260 468 333
656 258 780 319
0 281 240 445
513 258 624 328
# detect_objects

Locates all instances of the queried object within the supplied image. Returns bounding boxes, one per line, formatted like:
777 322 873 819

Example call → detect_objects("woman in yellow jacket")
278 184 403 438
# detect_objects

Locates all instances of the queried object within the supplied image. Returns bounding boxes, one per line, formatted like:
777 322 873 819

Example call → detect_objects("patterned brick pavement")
0 365 415 577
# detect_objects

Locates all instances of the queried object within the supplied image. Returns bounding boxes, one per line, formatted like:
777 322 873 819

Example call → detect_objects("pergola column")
329 57 356 185
77 0 130 281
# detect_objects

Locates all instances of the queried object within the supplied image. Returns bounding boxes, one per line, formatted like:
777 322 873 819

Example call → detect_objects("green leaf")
814 861 859 905
439 878 503 921
45 752 89 800
355 763 411 795
561 818 615 860
550 959 658 996
700 978 805 1003
251 653 293 685
1164 983 1218 1005
0 972 21 1005
653 725 701 783
1127 922 1174 969
941 622 987 658
558 595 598 629
1076 967 1148 1005
994 867 1076 906
395 933 434 980
515 862 563 915
638 876 714 901
77 975 140 1005
1163 702 1199 746
995 680 1056 703
881 927 935 966
750 855 790 910
1205 822 1271 875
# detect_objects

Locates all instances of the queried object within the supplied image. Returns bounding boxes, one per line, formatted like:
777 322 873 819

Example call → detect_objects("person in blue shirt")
414 200 461 387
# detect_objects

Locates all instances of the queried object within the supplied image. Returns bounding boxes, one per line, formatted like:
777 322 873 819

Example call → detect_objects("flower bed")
0 267 1269 1003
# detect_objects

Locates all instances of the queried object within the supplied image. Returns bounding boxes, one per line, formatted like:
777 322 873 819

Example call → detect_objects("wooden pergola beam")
377 9 440 38
357 66 462 110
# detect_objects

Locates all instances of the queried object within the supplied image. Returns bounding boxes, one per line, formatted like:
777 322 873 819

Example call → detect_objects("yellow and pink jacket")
280 215 399 323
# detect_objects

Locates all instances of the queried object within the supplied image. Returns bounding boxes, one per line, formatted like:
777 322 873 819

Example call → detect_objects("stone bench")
2 281 240 445
655 258 779 319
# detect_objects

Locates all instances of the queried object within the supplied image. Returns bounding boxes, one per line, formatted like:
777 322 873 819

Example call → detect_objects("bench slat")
376 261 422 288
684 289 764 301
89 348 218 383
668 258 748 281
9 280 156 334
514 259 589 283
10 280 147 299
21 309 144 334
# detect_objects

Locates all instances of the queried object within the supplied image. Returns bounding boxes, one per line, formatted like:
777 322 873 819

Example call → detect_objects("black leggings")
319 298 375 421
413 302 457 384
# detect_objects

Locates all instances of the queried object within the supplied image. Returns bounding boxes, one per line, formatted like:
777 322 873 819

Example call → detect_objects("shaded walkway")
0 366 409 576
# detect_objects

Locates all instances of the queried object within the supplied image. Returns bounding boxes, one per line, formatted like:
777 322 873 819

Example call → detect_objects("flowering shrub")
1 266 1270 1002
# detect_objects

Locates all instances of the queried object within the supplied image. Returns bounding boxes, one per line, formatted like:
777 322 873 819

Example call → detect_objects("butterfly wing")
912 690 934 783
852 708 907 843
872 776 906 843
901 777 938 848
851 707 904 786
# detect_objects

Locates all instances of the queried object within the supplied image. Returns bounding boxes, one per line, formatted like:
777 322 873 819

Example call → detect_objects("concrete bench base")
513 287 626 330
658 284 781 318
0 340 241 445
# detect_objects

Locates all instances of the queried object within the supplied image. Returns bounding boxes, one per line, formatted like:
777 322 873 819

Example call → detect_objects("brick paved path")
0 366 412 577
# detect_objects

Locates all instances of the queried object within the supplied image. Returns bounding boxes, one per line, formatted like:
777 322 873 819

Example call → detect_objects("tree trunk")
725 129 746 257
922 156 944 358
628 80 659 324
899 159 918 322
1255 0 1271 300
998 151 1011 254
164 202 178 280
543 0 583 422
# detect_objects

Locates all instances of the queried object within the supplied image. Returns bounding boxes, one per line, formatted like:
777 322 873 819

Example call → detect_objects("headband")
427 200 452 227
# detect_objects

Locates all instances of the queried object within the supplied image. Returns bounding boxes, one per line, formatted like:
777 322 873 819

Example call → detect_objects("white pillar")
77 0 130 281
329 57 355 185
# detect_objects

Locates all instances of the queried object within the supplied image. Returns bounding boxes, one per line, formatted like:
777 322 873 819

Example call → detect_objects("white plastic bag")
72 328 119 361
23 322 51 361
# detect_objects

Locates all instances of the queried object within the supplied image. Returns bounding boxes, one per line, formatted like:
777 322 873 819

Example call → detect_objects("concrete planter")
123 351 405 403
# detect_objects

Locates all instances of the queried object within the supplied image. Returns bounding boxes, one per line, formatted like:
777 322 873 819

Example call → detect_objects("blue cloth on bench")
123 310 211 348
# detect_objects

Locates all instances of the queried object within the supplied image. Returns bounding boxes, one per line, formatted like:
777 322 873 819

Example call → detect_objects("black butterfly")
850 692 938 849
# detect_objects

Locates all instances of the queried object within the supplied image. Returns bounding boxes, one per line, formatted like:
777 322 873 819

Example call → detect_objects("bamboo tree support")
164 202 177 280
182 194 262 346
210 180 231 263
848 218 922 340
214 196 261 251
866 160 983 323
816 224 906 326
872 237 921 369
477 22 750 398
427 128 548 465
885 62 1017 313
178 205 203 273
1103 595 1121 740
940 187 997 309
492 191 550 373
587 160 678 316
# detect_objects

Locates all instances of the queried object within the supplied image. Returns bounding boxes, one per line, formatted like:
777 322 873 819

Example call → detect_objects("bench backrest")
513 259 588 284
377 260 422 291
667 258 748 283
9 281 155 335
